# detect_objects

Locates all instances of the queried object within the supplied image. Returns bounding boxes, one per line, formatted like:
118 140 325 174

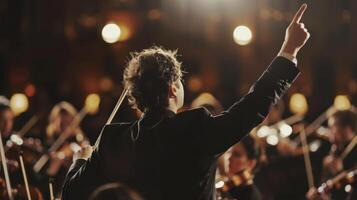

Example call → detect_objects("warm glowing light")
233 25 253 46
215 181 225 189
102 23 121 43
334 95 351 111
257 126 270 138
10 93 29 116
289 93 308 115
279 123 293 138
309 140 321 152
85 94 101 114
10 134 23 146
266 134 279 146
345 184 352 193
118 24 131 42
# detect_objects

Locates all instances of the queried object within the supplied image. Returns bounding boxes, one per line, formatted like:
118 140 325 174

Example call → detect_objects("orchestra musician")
45 101 87 147
217 135 262 200
0 96 14 140
62 4 309 200
307 110 357 200
42 101 89 195
0 96 44 199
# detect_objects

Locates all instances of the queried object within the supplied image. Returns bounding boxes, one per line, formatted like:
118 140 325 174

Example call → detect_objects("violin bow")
0 131 14 200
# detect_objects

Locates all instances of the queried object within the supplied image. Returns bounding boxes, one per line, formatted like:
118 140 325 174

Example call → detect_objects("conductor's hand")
73 145 93 162
280 4 310 57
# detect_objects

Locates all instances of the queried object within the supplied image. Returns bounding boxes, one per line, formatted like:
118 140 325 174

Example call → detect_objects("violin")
6 134 44 166
0 179 43 200
317 168 357 196
216 170 254 192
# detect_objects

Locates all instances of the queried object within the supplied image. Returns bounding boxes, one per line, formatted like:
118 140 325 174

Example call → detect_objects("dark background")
1 0 357 141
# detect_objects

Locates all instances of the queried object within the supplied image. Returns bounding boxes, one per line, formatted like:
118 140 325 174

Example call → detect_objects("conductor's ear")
168 84 178 99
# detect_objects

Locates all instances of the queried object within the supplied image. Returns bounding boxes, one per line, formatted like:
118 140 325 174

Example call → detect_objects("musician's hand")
280 4 310 57
323 155 343 175
73 145 93 162
306 187 329 200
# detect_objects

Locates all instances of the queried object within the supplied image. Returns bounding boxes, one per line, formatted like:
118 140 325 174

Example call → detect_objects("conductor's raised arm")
200 4 310 155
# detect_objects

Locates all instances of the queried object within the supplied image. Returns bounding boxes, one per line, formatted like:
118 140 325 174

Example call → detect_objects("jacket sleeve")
61 127 107 200
200 56 300 155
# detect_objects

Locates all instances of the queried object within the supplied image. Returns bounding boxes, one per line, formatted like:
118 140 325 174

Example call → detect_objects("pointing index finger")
292 4 307 24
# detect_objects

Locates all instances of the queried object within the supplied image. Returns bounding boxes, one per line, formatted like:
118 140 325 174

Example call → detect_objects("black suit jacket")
62 57 300 200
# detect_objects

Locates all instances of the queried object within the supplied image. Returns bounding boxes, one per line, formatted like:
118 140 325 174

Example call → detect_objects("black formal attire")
228 183 262 200
62 57 300 200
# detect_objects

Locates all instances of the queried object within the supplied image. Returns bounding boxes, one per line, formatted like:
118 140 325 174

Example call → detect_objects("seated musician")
226 136 261 200
62 4 309 200
307 109 357 200
0 96 18 174
46 101 86 146
0 96 14 140
43 102 89 196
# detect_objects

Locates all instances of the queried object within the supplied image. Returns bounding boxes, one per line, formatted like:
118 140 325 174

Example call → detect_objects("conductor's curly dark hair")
123 46 184 112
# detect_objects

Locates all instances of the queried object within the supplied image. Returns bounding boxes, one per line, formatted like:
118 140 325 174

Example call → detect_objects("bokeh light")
10 93 29 116
334 95 351 111
279 123 293 138
101 23 121 43
289 93 308 115
266 134 279 146
85 93 101 114
257 126 270 138
233 25 253 46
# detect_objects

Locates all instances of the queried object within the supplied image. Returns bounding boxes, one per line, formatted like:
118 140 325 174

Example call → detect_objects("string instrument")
0 151 44 200
0 117 44 200
321 135 357 182
5 135 44 167
317 168 357 196
216 170 255 194
0 180 43 200
33 108 88 174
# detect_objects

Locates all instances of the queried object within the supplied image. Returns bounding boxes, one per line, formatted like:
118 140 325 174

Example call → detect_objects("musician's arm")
200 56 300 155
198 4 310 155
62 134 104 199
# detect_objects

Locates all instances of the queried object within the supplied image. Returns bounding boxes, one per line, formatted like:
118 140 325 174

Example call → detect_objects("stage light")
102 23 121 43
289 93 308 115
85 93 101 114
117 24 131 42
309 140 321 152
10 134 23 146
345 184 352 193
334 95 351 111
257 126 270 138
10 93 29 116
278 123 293 138
233 25 252 46
266 134 279 146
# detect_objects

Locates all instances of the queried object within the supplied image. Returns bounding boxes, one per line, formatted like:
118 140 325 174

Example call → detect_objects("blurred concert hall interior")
1 0 357 200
